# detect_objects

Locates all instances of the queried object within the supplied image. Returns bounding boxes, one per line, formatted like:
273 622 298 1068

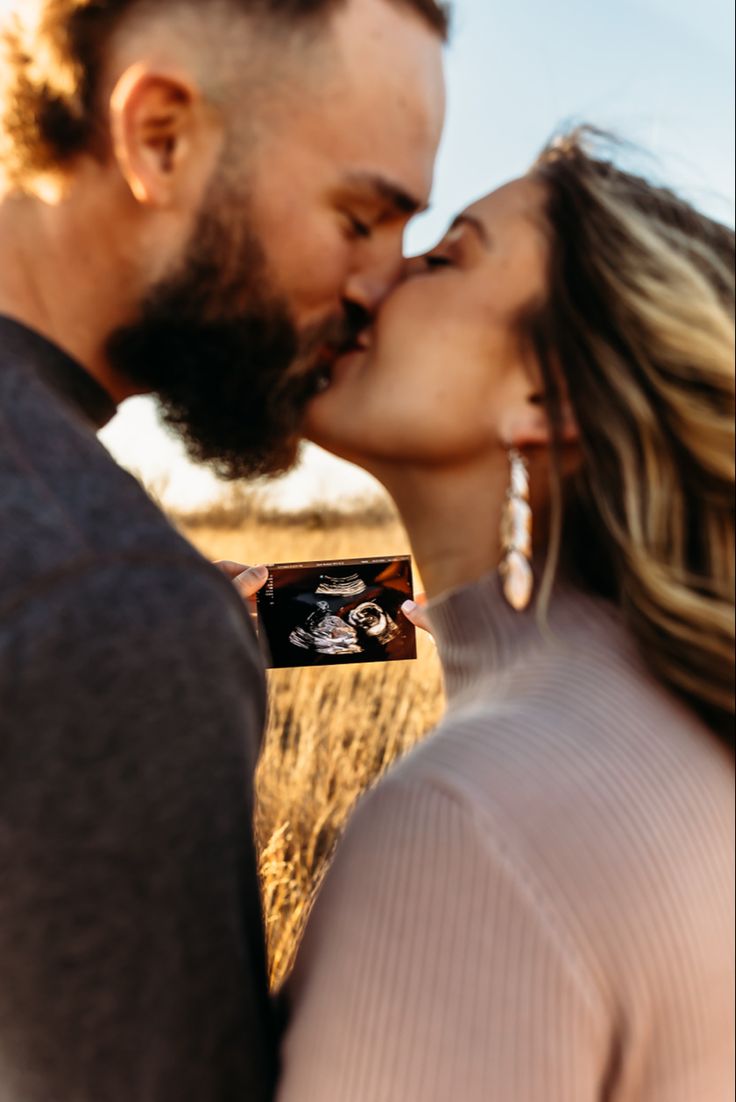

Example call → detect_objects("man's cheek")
285 249 351 319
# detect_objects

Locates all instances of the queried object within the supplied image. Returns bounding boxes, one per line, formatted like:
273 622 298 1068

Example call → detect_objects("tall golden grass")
179 499 444 989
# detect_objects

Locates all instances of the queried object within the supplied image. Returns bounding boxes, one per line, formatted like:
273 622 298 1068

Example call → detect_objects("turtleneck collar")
0 315 117 430
427 563 625 709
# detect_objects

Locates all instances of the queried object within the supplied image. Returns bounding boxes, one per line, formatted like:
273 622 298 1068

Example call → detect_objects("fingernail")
252 565 269 581
401 599 417 615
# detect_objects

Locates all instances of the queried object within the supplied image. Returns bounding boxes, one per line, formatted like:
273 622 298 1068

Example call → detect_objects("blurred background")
86 0 734 510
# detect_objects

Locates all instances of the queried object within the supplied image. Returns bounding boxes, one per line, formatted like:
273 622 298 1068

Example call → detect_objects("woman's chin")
304 349 365 428
330 347 368 387
302 347 397 468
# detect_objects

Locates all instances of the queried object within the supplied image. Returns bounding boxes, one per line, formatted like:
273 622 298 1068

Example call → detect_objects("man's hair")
0 0 450 186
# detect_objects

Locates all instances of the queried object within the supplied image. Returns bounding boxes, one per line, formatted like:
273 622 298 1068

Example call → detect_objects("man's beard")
106 189 358 480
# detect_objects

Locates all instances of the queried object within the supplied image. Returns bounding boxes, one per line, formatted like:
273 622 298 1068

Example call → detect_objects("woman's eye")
425 254 453 269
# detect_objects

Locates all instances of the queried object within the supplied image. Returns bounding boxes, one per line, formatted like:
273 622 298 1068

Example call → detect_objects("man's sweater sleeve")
277 772 611 1102
0 555 277 1102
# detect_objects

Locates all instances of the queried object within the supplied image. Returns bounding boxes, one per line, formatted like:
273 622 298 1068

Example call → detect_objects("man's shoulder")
0 342 266 706
0 357 201 597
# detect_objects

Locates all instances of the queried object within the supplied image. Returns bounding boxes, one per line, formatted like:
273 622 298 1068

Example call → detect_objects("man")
0 0 446 1097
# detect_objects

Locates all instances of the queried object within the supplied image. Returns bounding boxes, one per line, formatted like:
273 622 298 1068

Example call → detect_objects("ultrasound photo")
256 556 417 669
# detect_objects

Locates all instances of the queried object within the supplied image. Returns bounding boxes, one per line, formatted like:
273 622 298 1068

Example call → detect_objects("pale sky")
11 0 734 511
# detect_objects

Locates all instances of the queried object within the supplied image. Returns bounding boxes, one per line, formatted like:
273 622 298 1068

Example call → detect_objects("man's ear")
109 64 216 207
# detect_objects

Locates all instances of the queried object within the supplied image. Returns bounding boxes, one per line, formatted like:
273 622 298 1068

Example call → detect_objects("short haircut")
0 0 450 185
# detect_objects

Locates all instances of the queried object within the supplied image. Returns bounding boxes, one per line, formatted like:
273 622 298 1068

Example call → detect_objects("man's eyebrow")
450 213 492 249
344 172 427 216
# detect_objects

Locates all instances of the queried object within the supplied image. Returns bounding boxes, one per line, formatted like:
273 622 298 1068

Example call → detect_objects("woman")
275 130 735 1101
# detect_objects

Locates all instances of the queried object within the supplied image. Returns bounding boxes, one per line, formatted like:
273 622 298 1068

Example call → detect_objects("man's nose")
343 250 406 315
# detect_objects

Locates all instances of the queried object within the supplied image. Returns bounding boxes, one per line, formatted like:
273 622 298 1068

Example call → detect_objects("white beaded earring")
499 448 533 611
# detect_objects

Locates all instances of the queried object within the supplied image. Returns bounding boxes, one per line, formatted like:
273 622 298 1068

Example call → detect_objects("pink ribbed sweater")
276 573 735 1101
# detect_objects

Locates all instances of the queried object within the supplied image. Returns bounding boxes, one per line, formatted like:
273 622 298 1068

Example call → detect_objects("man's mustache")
276 305 372 407
298 306 372 372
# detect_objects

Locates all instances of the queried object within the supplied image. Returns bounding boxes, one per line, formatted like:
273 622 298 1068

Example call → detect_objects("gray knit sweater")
0 317 277 1100
277 570 735 1100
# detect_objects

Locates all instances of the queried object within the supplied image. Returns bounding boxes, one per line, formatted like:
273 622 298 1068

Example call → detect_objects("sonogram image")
256 556 417 669
289 604 363 656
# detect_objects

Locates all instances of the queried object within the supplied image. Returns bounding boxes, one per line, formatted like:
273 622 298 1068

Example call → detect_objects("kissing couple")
0 0 733 1100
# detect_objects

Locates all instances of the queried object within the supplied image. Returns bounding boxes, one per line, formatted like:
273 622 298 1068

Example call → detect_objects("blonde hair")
529 128 735 747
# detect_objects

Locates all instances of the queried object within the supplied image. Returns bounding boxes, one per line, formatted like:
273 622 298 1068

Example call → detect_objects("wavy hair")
528 128 735 748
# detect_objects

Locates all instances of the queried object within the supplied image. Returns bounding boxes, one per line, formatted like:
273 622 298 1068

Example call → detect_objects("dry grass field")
177 496 445 989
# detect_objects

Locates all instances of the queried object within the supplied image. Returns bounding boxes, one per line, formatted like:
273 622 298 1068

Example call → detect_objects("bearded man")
0 0 446 1097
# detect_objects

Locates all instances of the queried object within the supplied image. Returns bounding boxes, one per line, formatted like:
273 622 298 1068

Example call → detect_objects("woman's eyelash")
426 255 452 268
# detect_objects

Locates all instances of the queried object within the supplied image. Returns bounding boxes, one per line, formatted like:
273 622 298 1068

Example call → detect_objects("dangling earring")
499 448 534 611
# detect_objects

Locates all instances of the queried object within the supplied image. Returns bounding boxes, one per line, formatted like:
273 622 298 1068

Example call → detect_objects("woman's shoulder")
433 672 727 833
369 630 733 934
427 588 730 819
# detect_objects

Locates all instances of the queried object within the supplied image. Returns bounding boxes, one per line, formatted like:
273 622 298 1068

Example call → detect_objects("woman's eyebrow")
450 213 492 249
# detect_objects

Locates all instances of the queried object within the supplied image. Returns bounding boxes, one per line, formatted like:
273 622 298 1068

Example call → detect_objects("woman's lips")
355 329 372 350
307 320 374 397
312 338 370 395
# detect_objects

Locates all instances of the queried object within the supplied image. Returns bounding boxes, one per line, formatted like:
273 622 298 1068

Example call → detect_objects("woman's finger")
401 594 434 638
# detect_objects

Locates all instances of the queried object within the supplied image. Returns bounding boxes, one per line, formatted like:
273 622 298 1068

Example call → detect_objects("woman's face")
304 177 551 469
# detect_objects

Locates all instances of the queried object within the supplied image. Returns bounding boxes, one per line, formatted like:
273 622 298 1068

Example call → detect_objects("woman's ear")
500 388 579 449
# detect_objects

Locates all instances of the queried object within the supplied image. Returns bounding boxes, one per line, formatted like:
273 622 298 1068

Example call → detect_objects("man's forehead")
242 0 444 209
321 72 444 209
325 0 446 195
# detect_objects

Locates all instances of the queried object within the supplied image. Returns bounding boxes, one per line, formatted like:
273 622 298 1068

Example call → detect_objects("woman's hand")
401 594 434 639
214 561 269 616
